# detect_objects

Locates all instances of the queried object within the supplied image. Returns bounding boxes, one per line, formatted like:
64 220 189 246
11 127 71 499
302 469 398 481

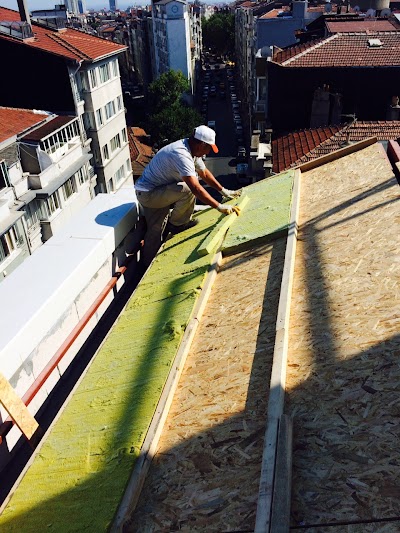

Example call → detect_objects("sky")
0 0 225 12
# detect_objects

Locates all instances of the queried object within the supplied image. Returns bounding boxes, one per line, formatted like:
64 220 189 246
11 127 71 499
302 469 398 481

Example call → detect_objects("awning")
18 190 37 204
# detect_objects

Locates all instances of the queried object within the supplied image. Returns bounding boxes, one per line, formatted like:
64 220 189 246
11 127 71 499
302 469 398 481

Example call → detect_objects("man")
135 125 242 267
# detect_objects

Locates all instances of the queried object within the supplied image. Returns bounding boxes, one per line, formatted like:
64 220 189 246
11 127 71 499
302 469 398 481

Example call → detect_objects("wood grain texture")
0 373 38 440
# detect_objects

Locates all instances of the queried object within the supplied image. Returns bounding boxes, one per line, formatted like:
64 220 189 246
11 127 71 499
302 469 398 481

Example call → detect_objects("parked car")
210 86 217 97
219 90 226 99
237 146 246 159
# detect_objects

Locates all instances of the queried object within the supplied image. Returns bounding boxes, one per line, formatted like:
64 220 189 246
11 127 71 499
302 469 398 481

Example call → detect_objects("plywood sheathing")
286 142 400 528
126 240 287 532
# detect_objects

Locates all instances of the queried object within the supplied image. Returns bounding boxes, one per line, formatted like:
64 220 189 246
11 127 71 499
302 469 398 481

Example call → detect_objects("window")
126 158 131 173
110 133 121 153
122 128 127 143
117 95 122 111
105 100 115 120
79 71 88 91
40 191 61 220
96 109 104 127
24 201 40 230
76 167 88 185
0 160 10 189
111 59 118 77
99 63 110 84
62 177 76 201
41 120 80 154
0 226 21 262
115 164 125 185
89 68 98 88
102 144 110 161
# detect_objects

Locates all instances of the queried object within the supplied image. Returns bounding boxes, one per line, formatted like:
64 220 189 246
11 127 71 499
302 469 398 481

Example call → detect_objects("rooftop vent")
368 38 382 47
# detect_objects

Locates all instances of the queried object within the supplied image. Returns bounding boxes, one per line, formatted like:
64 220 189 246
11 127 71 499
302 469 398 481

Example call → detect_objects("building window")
105 100 116 120
40 191 61 220
89 68 98 89
24 201 40 230
117 95 122 111
79 71 88 91
110 133 121 153
96 109 104 127
111 59 119 78
102 144 110 161
122 128 127 143
41 121 80 154
99 63 111 84
62 177 76 201
126 158 131 172
0 225 21 263
0 160 10 189
76 167 88 185
115 164 125 185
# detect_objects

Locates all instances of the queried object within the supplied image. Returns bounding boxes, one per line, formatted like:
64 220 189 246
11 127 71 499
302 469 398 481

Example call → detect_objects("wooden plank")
197 195 249 257
295 137 377 172
270 414 293 533
0 373 39 440
111 252 223 532
254 169 301 533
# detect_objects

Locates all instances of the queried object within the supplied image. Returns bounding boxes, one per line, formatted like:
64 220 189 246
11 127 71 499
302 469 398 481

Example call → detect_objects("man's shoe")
165 218 199 235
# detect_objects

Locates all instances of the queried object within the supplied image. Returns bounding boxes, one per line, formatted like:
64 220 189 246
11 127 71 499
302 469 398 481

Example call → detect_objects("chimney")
17 0 31 26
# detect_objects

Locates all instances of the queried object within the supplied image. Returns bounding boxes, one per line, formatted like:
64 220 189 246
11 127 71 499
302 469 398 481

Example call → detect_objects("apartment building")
0 6 132 195
0 107 96 279
151 0 201 94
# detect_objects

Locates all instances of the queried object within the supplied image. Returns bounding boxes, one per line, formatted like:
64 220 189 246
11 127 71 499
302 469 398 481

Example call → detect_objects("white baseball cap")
193 125 219 153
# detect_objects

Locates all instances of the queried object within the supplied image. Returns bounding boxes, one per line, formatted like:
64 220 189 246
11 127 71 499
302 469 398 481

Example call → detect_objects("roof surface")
0 107 50 144
272 121 400 172
273 32 400 67
0 6 126 62
326 19 397 33
21 115 77 142
128 127 153 177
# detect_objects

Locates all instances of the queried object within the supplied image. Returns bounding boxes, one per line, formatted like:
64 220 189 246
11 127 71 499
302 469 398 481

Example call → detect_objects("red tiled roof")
273 32 400 67
128 127 153 177
0 107 50 143
0 7 126 62
326 20 397 33
272 121 400 172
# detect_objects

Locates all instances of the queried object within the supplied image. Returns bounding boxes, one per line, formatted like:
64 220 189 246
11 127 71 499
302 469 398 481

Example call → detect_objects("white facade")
72 57 133 193
152 0 195 93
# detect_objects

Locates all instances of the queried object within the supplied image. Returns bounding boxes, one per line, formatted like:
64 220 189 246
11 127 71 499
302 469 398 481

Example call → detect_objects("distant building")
110 0 117 12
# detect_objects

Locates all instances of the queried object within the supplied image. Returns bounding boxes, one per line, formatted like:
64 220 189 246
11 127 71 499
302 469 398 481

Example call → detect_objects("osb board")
286 142 400 528
125 239 287 532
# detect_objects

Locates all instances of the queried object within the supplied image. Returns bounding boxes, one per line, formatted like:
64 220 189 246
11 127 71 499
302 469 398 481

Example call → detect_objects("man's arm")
183 175 220 208
197 168 223 192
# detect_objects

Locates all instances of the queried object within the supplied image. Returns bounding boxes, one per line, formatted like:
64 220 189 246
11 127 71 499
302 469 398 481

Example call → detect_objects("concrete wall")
0 183 141 465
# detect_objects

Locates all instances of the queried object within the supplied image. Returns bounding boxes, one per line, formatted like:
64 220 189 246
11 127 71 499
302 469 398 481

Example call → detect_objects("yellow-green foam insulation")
222 170 295 255
0 171 294 532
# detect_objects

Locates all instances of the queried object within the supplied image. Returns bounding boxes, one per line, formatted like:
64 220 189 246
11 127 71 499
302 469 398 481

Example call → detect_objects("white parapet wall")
0 183 140 457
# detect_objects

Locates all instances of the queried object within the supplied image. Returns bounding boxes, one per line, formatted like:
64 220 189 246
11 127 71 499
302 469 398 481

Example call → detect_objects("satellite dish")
380 8 391 17
366 8 376 17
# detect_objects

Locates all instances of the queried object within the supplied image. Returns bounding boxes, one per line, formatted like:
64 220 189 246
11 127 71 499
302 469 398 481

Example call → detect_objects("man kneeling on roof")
135 125 242 268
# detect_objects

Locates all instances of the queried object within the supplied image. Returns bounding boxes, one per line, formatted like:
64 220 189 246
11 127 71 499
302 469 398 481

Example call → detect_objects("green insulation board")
0 170 294 532
222 170 295 255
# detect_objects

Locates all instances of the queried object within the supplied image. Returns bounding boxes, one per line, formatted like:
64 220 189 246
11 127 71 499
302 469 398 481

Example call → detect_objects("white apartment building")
0 6 132 195
0 107 97 280
151 0 200 94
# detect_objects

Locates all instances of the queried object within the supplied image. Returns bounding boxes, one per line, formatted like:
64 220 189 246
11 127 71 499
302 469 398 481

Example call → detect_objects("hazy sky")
0 0 150 11
0 0 225 12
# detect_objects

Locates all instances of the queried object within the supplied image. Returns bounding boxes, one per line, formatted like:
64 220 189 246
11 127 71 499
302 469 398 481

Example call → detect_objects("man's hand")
221 187 242 199
217 204 241 216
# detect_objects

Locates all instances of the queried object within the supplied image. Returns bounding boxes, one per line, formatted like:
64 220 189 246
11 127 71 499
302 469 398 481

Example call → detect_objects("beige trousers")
137 182 195 267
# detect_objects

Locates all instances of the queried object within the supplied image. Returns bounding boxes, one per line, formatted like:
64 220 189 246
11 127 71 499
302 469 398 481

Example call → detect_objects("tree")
145 70 202 145
202 13 235 58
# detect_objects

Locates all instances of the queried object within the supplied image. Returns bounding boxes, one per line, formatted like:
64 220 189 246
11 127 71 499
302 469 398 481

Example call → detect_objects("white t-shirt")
135 138 206 192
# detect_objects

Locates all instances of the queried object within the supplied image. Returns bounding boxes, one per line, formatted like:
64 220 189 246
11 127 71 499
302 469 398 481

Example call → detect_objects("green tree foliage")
146 70 202 145
202 13 235 57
